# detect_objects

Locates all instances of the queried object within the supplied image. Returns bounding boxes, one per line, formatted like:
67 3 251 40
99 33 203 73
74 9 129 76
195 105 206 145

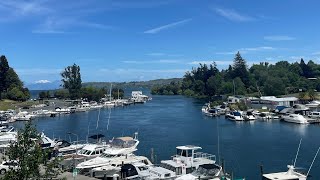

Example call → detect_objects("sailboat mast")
109 83 112 101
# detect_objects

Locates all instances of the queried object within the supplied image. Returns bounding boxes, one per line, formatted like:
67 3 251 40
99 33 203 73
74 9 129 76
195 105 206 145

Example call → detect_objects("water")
13 95 320 179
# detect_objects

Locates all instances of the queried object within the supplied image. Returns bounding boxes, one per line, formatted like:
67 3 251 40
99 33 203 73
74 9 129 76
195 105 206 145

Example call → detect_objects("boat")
76 134 139 170
13 111 34 121
176 164 231 180
0 126 17 148
263 165 307 180
243 110 256 121
262 140 319 180
91 156 152 178
54 139 85 157
201 103 210 113
258 112 273 120
149 145 216 179
282 114 309 124
119 163 176 180
226 111 244 121
308 111 320 119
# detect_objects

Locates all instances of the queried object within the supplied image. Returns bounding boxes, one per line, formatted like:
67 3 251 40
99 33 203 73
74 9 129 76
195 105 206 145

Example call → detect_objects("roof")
260 96 298 102
176 145 202 150
116 137 134 141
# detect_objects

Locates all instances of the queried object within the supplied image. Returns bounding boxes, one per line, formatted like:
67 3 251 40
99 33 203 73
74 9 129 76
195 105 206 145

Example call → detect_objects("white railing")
194 152 216 161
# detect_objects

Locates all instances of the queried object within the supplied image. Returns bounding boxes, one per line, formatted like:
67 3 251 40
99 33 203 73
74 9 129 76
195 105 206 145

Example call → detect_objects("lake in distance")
13 95 320 179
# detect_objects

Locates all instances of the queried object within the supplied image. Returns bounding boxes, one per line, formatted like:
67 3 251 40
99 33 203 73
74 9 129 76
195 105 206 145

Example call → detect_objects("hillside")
83 78 182 89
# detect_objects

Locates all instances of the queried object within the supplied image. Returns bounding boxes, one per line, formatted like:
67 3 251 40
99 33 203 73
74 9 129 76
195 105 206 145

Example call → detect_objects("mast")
109 83 112 101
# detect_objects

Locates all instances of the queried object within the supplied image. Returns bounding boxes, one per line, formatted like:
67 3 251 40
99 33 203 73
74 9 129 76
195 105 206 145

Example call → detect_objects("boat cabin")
160 145 216 175
78 143 109 157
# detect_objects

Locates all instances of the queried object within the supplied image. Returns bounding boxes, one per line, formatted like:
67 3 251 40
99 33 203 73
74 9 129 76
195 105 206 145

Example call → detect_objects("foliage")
151 52 320 99
61 63 82 99
81 86 106 102
53 89 70 99
0 55 30 101
111 88 125 99
2 122 61 179
38 91 51 99
151 81 182 95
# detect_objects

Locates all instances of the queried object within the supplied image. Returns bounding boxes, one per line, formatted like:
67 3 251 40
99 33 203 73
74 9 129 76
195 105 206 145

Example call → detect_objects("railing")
194 152 216 161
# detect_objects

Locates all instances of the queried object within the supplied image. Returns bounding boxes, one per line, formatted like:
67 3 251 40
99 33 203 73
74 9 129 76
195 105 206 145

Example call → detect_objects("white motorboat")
263 165 307 180
138 145 216 179
176 164 230 180
54 139 85 157
226 111 244 121
104 101 115 108
0 126 17 148
76 135 139 169
13 111 33 121
203 108 220 117
243 111 256 121
55 107 71 114
91 156 152 178
283 114 309 124
308 111 320 119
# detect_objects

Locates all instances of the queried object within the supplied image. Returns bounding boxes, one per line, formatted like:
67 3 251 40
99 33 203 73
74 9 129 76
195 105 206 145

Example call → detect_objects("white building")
260 96 298 107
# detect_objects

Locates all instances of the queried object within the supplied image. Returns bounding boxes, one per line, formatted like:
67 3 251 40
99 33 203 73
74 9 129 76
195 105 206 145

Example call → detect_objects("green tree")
0 56 10 99
54 89 70 99
232 52 249 87
39 91 47 99
61 63 82 99
3 122 61 179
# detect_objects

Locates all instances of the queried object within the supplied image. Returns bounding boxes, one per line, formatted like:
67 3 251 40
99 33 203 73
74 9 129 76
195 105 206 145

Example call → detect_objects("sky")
1 0 320 84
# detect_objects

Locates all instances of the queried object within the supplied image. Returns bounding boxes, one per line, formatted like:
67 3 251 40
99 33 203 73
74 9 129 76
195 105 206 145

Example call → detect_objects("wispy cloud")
144 18 192 34
32 17 112 34
264 35 296 41
16 68 62 75
214 8 255 22
216 46 276 55
312 51 320 55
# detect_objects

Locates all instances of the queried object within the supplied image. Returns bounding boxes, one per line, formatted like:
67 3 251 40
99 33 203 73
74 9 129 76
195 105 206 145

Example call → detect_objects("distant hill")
83 78 182 89
26 80 61 90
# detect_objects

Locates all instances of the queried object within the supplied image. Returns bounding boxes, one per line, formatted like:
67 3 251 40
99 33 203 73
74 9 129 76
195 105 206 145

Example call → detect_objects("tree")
232 52 249 87
39 91 47 99
0 56 10 99
3 122 61 179
61 63 82 99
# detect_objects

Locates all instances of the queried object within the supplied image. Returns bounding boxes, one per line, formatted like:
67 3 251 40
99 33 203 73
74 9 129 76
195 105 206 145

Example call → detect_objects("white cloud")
99 68 187 74
264 35 295 41
35 80 51 84
32 17 112 34
144 18 192 34
214 8 255 22
16 68 62 75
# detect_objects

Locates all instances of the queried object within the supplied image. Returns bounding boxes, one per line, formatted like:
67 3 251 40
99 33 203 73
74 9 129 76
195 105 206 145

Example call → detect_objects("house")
227 96 241 104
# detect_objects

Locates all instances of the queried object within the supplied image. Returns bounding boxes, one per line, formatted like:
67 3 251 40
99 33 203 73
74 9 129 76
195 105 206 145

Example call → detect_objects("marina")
3 95 320 179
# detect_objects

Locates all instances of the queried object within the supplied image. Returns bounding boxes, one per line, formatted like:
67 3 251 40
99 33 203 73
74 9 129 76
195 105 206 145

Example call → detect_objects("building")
131 91 149 103
227 96 241 104
247 96 298 109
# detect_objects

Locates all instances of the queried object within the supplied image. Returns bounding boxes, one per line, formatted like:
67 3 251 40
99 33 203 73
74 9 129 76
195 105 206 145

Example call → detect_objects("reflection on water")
12 95 320 179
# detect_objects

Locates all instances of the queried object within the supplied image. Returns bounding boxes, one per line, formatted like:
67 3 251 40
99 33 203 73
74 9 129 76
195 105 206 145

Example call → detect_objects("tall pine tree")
232 51 249 87
61 63 82 99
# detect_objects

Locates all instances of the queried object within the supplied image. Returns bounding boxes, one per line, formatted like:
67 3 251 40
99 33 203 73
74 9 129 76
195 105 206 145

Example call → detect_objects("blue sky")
1 0 320 84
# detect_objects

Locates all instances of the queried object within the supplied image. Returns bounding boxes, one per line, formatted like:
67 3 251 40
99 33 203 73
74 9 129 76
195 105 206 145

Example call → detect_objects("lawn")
0 99 39 111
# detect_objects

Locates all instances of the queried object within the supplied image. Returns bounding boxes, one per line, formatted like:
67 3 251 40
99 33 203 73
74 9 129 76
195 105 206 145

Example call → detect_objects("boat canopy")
111 137 136 148
176 145 202 151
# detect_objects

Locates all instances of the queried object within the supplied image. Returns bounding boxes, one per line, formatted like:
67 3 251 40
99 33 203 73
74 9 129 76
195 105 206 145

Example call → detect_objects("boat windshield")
191 164 220 177
79 149 92 155
111 138 136 148
233 112 241 116
160 164 176 172
100 153 120 158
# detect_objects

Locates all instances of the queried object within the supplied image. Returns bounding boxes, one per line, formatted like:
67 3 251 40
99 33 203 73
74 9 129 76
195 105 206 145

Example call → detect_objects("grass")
0 99 40 111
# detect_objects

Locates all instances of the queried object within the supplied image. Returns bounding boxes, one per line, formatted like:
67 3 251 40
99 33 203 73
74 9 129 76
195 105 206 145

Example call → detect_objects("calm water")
13 95 320 179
